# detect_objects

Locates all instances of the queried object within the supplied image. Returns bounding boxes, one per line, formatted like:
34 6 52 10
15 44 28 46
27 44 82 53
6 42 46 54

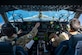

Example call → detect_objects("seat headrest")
69 34 82 48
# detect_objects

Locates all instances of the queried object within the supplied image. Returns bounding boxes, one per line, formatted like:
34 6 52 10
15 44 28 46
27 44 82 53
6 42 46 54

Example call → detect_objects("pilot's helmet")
69 18 81 31
1 23 16 37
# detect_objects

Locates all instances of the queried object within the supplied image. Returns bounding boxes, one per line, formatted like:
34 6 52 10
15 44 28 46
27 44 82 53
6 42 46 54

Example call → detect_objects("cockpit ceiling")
0 5 82 13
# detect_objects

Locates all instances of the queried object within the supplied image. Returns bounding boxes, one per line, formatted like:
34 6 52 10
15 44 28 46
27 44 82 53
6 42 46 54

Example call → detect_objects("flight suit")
16 27 38 50
0 27 38 50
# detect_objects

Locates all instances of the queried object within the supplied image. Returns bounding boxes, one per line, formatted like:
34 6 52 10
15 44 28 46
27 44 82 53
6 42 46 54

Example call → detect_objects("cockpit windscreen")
6 10 75 22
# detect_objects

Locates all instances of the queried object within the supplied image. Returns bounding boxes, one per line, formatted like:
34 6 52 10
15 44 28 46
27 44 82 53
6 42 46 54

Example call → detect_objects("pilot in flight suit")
49 18 81 47
1 22 40 51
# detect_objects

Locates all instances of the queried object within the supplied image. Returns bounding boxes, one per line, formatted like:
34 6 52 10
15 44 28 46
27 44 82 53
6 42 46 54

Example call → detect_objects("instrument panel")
9 21 69 55
10 21 69 37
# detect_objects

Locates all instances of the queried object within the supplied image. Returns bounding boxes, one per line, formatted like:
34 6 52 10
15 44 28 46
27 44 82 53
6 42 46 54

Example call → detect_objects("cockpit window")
0 15 4 25
0 15 4 32
6 9 75 22
79 14 82 26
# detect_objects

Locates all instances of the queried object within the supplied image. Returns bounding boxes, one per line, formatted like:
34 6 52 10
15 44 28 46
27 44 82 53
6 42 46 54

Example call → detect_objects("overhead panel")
0 5 82 12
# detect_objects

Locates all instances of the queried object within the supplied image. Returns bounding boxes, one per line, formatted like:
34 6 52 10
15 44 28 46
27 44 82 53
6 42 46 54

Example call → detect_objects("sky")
7 10 75 20
0 10 82 26
78 14 82 26
0 16 4 25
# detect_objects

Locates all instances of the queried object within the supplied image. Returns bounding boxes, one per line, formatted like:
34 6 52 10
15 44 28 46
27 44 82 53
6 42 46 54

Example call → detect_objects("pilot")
59 18 81 39
49 18 81 47
1 22 40 51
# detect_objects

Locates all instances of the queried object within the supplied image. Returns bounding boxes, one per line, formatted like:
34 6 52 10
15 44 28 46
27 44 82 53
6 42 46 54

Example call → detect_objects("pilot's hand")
49 33 59 42
34 22 40 28
49 33 56 39
17 29 22 34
